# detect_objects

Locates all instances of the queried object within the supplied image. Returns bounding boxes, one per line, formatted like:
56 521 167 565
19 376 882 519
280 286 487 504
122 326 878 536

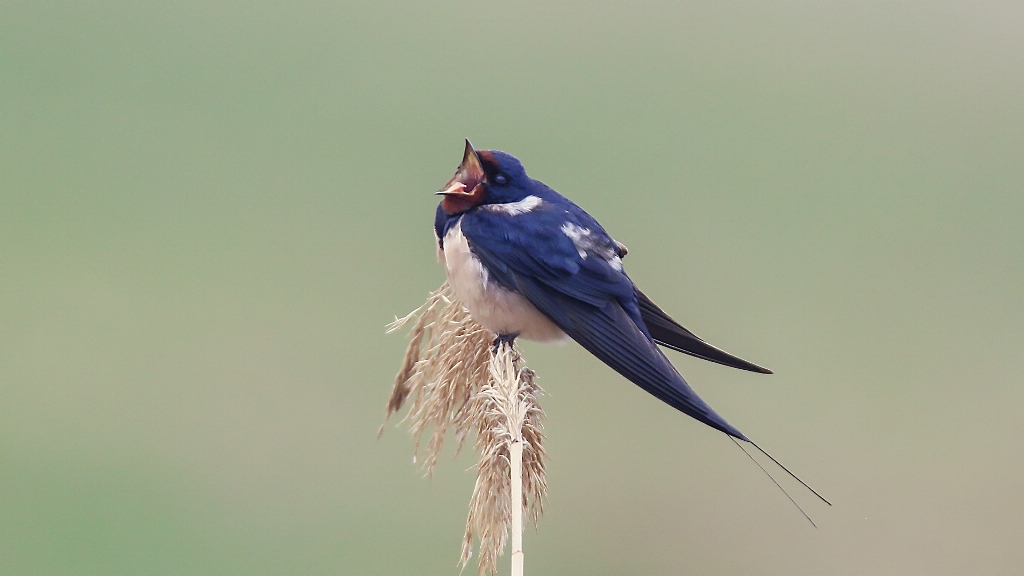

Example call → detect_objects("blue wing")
637 289 773 374
458 203 748 441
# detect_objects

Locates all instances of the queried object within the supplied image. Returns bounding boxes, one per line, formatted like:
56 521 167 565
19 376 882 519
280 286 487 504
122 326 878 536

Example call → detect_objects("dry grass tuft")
384 283 493 473
385 283 547 575
460 343 546 575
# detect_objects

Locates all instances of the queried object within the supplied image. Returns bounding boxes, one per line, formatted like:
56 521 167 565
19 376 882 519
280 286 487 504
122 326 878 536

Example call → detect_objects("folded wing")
637 289 772 374
459 208 749 440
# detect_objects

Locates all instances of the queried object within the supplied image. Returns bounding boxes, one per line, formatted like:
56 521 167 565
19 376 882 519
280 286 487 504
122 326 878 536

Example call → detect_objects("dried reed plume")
385 283 547 575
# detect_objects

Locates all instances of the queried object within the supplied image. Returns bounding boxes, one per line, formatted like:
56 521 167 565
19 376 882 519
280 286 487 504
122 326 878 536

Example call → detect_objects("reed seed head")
385 283 547 575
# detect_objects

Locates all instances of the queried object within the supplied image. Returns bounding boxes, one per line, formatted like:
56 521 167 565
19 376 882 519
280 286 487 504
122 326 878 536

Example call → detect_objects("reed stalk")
510 439 524 576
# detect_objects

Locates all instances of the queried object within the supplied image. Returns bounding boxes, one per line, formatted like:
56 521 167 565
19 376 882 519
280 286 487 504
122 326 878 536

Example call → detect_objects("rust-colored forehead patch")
476 150 500 175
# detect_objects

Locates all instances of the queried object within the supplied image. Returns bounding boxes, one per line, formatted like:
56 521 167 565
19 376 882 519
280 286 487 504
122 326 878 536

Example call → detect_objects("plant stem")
510 438 524 576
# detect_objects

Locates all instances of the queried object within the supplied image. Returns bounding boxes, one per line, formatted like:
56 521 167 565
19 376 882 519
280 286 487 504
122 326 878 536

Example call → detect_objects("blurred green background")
2 1 1022 574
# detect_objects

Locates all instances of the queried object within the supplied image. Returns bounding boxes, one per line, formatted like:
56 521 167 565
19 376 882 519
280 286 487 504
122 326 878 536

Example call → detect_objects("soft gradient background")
3 1 1022 574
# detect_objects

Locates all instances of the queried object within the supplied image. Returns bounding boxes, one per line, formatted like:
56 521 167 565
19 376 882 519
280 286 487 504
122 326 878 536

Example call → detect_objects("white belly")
441 221 567 343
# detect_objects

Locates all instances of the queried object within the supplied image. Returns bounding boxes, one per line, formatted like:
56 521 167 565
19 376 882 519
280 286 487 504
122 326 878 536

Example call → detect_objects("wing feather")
637 289 773 374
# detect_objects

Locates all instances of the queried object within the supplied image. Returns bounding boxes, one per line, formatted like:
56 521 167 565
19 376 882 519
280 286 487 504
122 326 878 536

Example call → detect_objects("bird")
433 140 775 442
433 140 830 517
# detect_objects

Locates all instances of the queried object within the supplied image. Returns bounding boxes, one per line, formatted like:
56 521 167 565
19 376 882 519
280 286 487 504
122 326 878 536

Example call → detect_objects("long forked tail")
729 437 831 527
750 441 832 506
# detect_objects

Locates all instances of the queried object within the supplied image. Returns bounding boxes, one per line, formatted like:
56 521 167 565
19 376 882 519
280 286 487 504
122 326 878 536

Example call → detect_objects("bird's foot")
491 333 519 354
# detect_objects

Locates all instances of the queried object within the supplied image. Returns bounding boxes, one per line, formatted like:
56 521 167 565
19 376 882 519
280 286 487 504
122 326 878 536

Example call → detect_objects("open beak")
436 139 486 196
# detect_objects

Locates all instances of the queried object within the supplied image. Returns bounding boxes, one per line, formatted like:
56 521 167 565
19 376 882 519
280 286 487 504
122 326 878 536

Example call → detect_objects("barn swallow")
433 140 776 442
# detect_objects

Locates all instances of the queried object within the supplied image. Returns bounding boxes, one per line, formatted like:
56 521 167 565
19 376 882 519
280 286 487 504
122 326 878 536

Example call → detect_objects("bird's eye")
493 173 509 186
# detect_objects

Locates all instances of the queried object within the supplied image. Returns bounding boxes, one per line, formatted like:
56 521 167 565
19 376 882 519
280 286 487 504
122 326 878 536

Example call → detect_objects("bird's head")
436 140 531 215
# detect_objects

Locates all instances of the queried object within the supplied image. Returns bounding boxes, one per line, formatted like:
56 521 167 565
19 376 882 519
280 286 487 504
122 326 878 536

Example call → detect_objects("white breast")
441 220 567 343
